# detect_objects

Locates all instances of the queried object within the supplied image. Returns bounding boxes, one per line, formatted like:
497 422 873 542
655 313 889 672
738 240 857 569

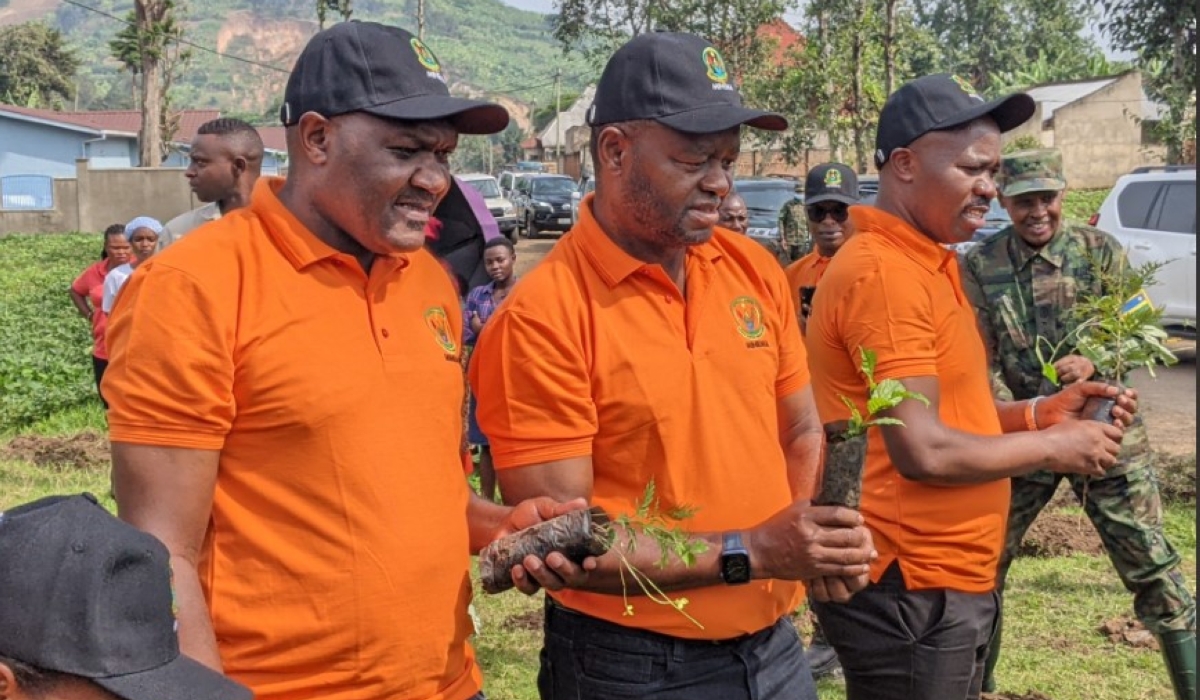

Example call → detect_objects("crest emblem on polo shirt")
702 47 729 84
824 168 843 188
411 37 441 73
424 307 457 354
730 296 766 340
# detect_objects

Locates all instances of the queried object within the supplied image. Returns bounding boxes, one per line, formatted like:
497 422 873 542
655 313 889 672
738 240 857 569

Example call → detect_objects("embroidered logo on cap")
703 47 729 84
411 37 446 83
824 168 843 188
951 74 984 103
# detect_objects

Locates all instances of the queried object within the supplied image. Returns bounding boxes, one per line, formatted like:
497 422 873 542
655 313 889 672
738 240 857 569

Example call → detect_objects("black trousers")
537 597 817 700
92 355 109 409
812 562 999 700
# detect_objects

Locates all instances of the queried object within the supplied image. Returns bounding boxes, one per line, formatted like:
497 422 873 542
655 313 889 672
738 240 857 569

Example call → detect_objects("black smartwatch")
719 531 751 585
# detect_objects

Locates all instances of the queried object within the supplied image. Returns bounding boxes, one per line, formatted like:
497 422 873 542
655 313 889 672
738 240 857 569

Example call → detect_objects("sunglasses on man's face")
806 203 850 223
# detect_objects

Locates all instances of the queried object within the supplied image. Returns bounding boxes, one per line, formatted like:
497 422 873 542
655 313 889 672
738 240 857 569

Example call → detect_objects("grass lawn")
1 408 1192 700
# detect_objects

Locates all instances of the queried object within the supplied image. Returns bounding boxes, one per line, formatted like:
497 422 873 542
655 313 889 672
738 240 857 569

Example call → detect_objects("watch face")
722 552 751 584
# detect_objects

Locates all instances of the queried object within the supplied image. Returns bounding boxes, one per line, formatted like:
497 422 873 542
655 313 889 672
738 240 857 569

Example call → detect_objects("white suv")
1094 166 1196 334
458 173 519 240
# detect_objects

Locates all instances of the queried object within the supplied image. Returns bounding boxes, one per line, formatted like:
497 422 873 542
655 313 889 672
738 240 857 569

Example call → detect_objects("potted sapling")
478 479 708 628
1069 258 1176 425
814 347 929 508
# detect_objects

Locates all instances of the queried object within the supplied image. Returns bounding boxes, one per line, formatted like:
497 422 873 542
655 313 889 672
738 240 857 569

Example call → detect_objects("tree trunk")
883 0 896 96
136 0 165 168
851 0 868 173
417 0 426 39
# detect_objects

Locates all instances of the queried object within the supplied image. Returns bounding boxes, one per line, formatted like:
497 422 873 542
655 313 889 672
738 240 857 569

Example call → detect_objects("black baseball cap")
0 494 252 700
874 73 1035 168
805 163 859 205
586 31 787 134
281 21 509 135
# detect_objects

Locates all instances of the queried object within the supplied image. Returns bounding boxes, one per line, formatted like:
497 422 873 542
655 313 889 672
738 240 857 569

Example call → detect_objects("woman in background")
68 223 130 407
102 217 162 317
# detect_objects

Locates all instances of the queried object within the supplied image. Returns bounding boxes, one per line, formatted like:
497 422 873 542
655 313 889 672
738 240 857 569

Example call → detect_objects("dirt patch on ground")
2 432 110 470
982 692 1054 700
1017 510 1106 558
1156 452 1197 504
505 609 543 632
1099 615 1159 651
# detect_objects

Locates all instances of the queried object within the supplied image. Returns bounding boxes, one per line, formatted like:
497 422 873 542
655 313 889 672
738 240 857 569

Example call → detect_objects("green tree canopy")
0 21 81 108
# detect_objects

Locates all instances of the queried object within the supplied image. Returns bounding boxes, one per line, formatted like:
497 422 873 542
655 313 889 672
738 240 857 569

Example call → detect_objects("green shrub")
1062 188 1110 224
0 233 104 429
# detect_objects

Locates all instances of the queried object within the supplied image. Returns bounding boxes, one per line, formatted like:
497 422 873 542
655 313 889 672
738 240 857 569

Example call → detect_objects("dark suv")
514 175 578 238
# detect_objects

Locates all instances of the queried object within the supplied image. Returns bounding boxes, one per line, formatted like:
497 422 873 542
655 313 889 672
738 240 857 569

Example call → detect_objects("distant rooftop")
1024 72 1166 123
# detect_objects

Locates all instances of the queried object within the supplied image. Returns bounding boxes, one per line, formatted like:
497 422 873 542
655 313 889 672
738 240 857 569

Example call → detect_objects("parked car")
734 178 801 258
1093 165 1196 334
857 174 880 204
513 174 578 238
457 173 519 239
948 198 1013 254
570 176 595 223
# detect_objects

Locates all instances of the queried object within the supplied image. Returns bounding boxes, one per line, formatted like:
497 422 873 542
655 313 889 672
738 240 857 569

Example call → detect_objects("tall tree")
916 0 1103 93
0 22 81 108
1099 0 1196 163
110 0 190 167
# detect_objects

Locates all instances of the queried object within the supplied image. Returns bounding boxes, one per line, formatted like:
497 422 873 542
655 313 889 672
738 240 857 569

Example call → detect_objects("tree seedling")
478 479 707 628
815 347 929 507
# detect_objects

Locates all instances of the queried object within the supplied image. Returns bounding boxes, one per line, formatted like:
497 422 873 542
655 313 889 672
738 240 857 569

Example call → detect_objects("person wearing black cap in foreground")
102 20 589 700
468 31 876 700
803 73 1141 700
0 494 252 700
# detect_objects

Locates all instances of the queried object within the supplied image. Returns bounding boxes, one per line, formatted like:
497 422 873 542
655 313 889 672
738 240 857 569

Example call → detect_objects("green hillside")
34 0 594 120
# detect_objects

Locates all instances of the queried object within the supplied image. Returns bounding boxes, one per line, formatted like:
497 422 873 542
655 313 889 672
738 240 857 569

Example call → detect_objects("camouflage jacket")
777 198 812 262
961 221 1149 474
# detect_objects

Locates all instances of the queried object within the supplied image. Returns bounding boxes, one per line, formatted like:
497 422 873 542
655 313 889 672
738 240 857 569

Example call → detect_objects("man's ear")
295 112 334 166
232 155 248 177
887 148 917 183
595 125 632 175
0 662 16 700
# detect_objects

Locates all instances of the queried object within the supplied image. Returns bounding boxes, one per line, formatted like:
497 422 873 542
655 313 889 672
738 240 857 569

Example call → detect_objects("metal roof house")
1004 70 1170 188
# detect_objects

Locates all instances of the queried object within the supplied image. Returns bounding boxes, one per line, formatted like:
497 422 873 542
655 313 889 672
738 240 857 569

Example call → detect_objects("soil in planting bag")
479 506 611 594
814 425 868 509
1081 379 1122 425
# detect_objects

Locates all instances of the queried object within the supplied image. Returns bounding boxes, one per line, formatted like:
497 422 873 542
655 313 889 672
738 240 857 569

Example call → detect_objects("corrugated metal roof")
1025 78 1117 121
0 104 221 143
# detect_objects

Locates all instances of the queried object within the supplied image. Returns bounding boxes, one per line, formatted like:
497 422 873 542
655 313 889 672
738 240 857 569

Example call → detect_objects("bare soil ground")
1098 615 1160 651
982 692 1054 700
2 432 110 470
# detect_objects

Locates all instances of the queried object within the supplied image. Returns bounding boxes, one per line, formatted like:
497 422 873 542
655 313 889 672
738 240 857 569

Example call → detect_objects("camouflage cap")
998 148 1067 197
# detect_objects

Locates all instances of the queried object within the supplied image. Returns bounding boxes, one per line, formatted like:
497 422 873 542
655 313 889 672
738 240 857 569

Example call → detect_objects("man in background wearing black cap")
103 21 587 700
804 73 1140 700
785 162 858 337
470 31 876 700
0 493 251 700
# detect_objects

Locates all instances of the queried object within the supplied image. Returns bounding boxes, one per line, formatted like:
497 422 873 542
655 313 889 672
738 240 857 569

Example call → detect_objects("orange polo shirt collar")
251 177 411 273
853 204 956 274
574 193 723 288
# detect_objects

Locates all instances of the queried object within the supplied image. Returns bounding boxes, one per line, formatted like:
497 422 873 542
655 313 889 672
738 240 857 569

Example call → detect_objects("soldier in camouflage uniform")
777 185 812 264
960 149 1197 700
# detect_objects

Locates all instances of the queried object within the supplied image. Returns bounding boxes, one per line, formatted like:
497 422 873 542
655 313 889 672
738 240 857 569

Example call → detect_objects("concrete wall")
0 159 194 234
1054 72 1165 189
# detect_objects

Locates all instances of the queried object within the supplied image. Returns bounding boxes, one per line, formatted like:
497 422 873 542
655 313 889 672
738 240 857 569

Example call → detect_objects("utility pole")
554 67 562 174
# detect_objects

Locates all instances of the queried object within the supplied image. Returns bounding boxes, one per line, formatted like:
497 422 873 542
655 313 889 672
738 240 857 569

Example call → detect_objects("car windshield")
462 178 500 198
736 183 797 228
532 178 577 196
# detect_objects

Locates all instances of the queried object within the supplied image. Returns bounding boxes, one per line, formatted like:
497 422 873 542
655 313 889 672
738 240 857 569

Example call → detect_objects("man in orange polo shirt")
804 73 1140 700
469 32 877 700
103 22 587 700
785 162 858 336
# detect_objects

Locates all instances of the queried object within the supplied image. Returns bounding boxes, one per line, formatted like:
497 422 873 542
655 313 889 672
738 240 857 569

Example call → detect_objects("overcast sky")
498 0 1134 60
